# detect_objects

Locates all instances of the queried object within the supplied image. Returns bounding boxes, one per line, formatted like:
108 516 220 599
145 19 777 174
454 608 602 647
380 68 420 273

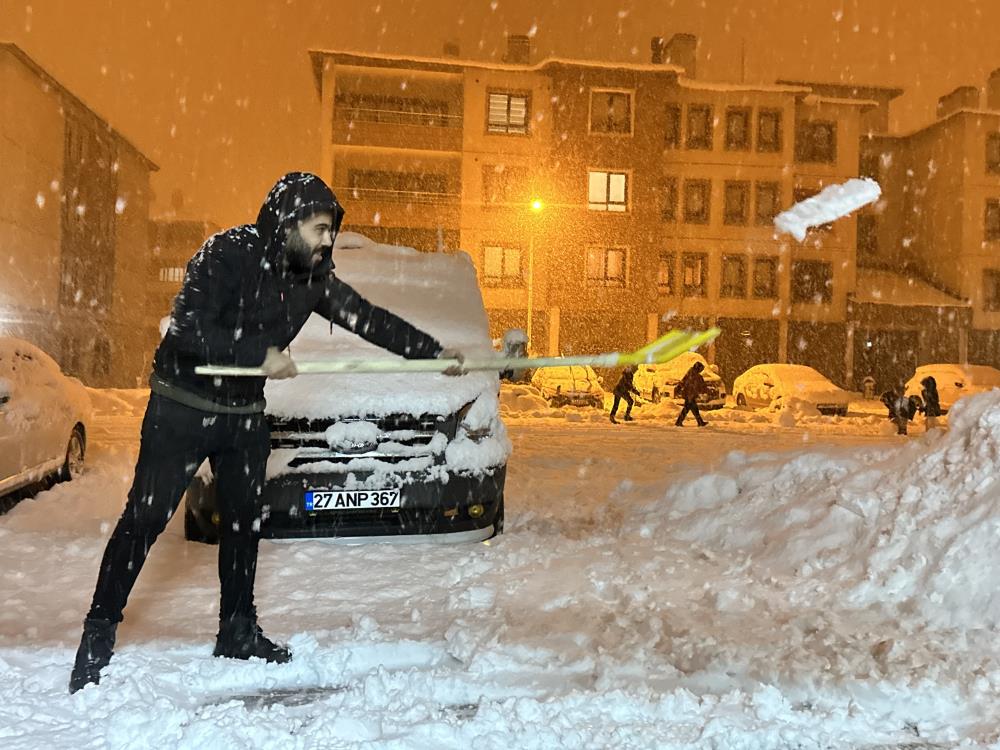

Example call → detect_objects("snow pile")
631 390 1000 628
325 420 382 450
86 388 149 417
500 383 549 413
774 178 881 242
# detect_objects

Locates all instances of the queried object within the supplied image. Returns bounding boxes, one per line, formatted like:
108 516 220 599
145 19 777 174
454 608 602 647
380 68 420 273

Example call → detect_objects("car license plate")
304 488 400 511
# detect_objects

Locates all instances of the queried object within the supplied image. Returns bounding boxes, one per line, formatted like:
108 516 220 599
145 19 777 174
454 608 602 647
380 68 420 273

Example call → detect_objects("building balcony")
334 108 464 152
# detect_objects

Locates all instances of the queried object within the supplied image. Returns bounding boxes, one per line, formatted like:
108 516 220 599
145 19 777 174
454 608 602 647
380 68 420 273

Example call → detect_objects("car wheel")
651 387 661 404
183 478 220 545
58 425 86 482
736 394 748 409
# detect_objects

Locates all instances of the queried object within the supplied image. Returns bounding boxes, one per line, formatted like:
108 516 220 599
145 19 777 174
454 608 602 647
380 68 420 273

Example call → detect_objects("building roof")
776 79 905 101
308 48 688 92
0 42 158 171
853 269 969 308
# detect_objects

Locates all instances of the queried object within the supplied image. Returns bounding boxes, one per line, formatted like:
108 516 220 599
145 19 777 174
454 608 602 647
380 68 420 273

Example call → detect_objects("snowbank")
630 389 1000 628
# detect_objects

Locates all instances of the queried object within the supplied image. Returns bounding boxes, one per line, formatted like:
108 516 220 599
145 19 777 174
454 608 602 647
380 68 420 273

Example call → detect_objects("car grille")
269 413 454 468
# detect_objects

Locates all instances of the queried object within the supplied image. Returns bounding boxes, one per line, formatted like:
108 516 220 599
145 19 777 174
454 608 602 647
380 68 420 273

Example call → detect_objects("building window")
590 90 632 134
724 181 750 225
683 179 711 224
482 164 530 206
755 181 780 225
664 104 681 149
686 104 713 150
858 214 879 260
661 177 678 222
159 267 185 282
657 252 675 295
752 257 778 299
986 199 1000 242
795 121 837 164
757 109 782 153
721 255 747 298
791 260 833 304
987 133 1000 174
482 245 522 286
586 246 627 287
681 253 707 297
725 107 751 151
588 170 628 212
985 269 1000 312
488 92 529 134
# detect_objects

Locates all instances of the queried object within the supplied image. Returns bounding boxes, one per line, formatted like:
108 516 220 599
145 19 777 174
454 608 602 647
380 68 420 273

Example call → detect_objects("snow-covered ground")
2 388 1000 748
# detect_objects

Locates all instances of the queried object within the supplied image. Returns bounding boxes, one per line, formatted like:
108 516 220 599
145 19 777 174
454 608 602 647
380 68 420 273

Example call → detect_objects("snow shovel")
194 327 721 378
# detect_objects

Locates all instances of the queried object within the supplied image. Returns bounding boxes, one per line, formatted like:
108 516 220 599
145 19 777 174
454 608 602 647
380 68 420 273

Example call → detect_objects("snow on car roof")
914 363 1000 384
264 233 497 419
0 336 62 378
758 364 835 384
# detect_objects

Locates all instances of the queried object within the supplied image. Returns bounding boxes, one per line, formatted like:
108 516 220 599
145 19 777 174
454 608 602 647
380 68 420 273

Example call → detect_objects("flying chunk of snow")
774 178 881 242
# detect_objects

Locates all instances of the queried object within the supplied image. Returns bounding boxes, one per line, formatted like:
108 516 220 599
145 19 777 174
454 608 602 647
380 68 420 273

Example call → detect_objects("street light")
526 197 543 347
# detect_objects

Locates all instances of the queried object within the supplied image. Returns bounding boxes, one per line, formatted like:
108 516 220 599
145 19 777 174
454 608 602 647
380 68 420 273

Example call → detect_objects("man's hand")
438 348 466 377
261 346 298 379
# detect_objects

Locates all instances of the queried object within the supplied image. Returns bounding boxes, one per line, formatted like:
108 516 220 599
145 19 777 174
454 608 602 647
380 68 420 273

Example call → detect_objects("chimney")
937 85 981 118
443 41 460 58
987 68 1000 111
650 36 665 64
664 33 697 78
504 34 531 65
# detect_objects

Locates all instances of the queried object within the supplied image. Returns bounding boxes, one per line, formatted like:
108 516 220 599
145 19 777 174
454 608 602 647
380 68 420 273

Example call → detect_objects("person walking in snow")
675 361 709 427
880 386 917 436
70 172 464 693
919 375 942 430
610 364 640 424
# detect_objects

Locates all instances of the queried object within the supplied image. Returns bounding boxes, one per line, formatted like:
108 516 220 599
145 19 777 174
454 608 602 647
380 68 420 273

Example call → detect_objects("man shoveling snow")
69 172 461 693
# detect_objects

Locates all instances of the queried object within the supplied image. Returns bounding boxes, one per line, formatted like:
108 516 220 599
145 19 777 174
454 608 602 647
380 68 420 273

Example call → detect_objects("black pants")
611 392 634 417
88 394 270 624
676 399 706 426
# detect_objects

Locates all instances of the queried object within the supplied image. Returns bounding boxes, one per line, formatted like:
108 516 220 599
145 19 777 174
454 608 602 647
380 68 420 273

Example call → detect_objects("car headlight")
455 399 491 442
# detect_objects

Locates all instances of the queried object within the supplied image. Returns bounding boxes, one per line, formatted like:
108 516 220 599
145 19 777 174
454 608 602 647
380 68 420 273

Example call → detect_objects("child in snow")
880 387 919 435
919 375 942 430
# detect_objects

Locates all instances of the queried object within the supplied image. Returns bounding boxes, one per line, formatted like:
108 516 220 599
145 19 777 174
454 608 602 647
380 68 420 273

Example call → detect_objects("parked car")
0 337 90 504
530 365 605 408
904 363 1000 413
632 351 727 409
184 233 509 544
733 363 851 416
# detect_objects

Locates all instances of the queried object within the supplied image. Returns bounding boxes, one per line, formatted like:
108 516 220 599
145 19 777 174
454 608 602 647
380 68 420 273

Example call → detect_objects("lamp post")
526 198 543 348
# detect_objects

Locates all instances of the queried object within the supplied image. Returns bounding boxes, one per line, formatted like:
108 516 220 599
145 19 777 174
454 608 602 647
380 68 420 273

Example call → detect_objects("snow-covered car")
184 233 509 543
632 351 727 409
530 365 605 408
0 337 90 503
905 363 1000 413
733 363 851 416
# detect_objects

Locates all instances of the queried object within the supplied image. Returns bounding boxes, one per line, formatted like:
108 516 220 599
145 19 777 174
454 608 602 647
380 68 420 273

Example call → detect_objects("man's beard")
283 229 324 274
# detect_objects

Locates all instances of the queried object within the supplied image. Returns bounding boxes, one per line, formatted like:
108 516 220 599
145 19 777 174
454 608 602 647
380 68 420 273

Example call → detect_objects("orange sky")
3 0 998 228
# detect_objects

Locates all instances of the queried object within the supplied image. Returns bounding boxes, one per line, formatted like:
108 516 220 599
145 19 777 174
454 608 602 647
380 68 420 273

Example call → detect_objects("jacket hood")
255 172 345 269
921 376 938 390
691 362 705 373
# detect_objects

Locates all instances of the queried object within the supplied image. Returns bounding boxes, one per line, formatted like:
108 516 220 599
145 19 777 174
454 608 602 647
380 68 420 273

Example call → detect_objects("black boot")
213 615 291 663
609 414 618 424
69 617 118 693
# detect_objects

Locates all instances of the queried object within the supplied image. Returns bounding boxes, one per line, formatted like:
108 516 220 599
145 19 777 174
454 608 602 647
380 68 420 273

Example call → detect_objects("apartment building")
0 42 157 387
310 37 997 390
855 73 1000 386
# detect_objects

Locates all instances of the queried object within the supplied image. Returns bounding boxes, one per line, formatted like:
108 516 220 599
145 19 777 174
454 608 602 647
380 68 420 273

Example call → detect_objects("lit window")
588 171 628 212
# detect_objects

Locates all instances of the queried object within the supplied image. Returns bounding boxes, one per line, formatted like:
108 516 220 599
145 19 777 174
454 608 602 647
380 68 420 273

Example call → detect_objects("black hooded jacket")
678 362 707 401
152 172 444 409
921 376 942 417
